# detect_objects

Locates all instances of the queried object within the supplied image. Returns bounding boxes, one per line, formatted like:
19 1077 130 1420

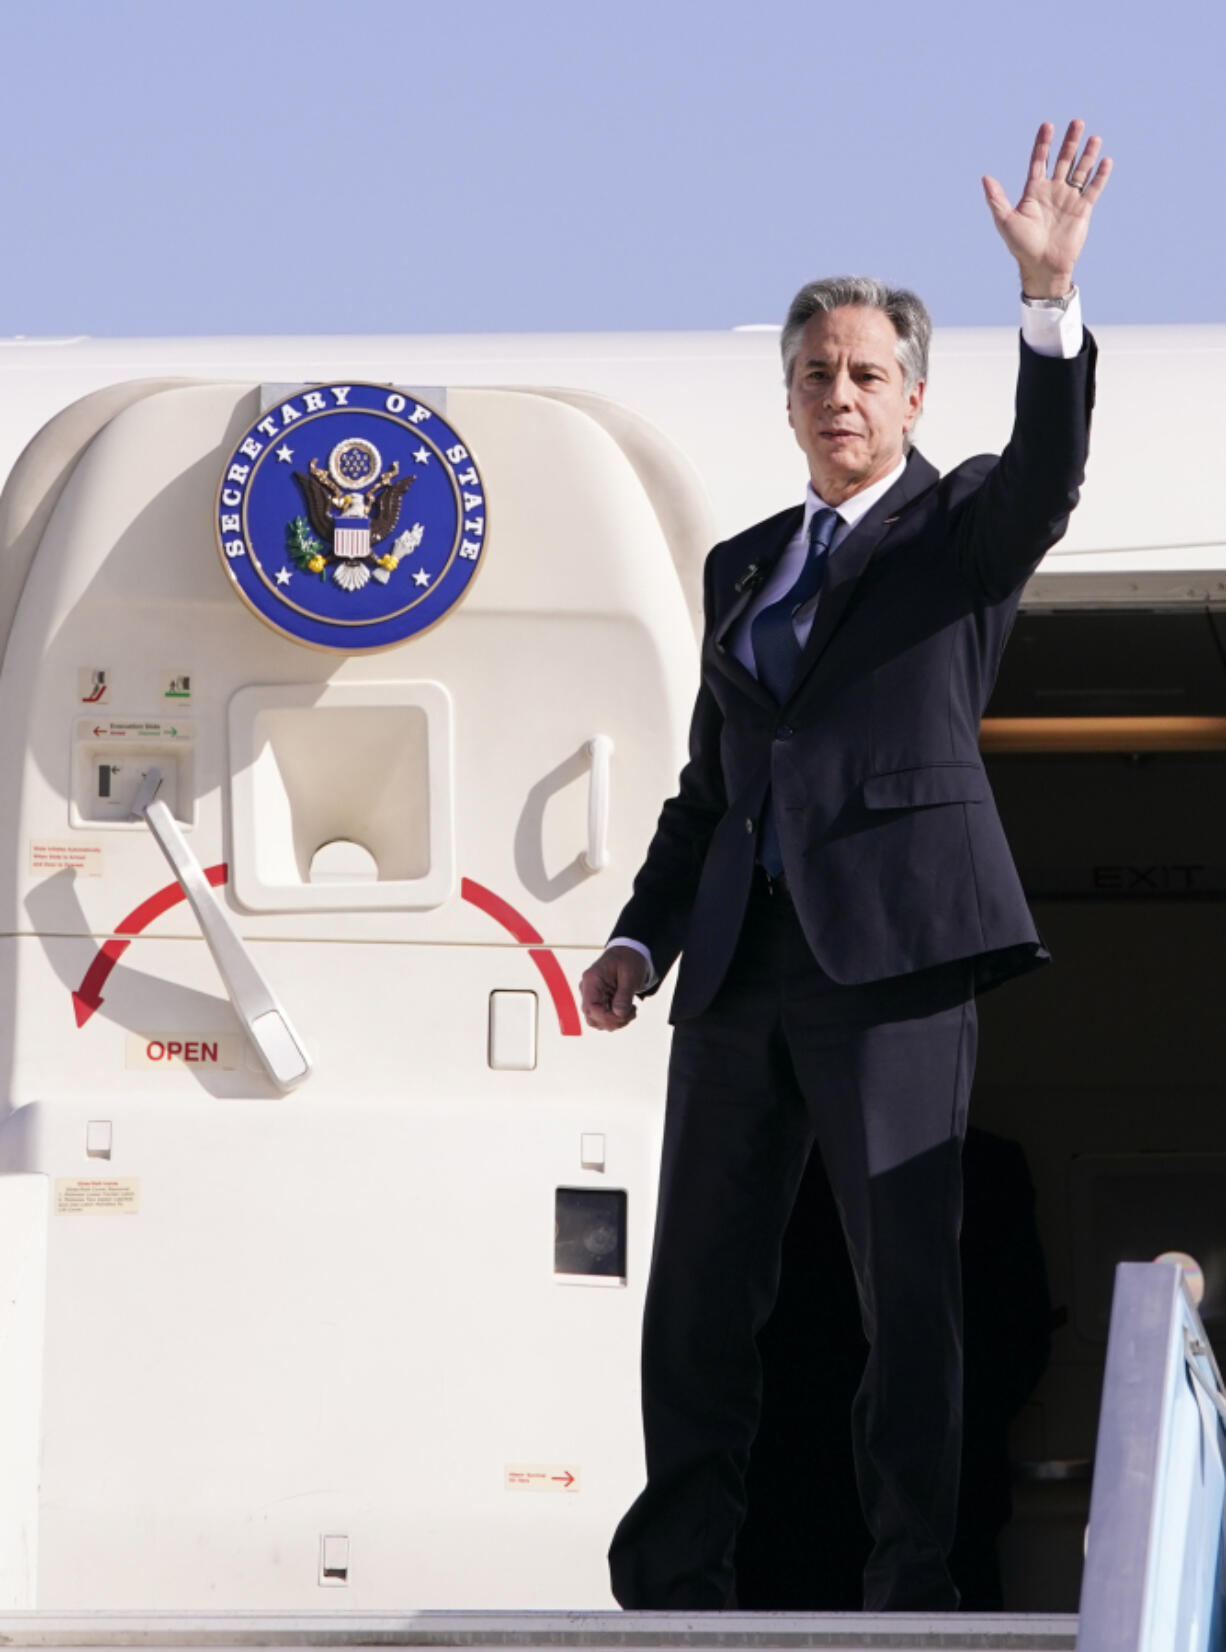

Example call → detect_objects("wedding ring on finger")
1067 171 1090 192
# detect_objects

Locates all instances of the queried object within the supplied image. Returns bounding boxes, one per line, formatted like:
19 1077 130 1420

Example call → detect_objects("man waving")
581 120 1111 1612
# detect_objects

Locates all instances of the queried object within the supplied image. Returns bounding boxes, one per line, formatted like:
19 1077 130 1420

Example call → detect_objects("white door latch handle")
132 768 312 1092
582 736 614 873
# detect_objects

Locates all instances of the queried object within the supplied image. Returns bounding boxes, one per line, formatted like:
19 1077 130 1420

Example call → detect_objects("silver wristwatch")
1021 284 1077 311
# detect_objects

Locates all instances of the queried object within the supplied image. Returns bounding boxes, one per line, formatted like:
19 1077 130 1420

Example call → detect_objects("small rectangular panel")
580 1132 606 1170
489 991 537 1070
319 1533 349 1586
85 1120 112 1159
70 717 196 828
554 1188 627 1282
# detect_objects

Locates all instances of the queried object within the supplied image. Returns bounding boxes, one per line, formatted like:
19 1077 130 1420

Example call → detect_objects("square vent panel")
228 680 454 911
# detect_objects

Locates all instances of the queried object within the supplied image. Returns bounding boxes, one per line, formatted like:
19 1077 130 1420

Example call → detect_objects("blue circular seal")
215 383 487 651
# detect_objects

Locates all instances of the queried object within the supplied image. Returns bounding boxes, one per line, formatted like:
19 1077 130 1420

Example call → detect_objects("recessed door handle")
582 736 614 872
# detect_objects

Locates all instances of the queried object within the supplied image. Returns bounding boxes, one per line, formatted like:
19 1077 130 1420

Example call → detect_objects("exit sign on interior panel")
1021 865 1226 896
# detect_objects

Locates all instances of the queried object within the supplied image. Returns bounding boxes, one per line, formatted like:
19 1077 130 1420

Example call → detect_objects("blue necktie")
752 506 840 876
751 506 840 703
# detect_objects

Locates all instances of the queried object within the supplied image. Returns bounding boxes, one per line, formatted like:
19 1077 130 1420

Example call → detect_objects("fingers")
1063 130 1111 206
1052 118 1085 181
1027 120 1054 183
1022 118 1111 204
1081 153 1113 204
579 950 645 1031
1069 132 1102 185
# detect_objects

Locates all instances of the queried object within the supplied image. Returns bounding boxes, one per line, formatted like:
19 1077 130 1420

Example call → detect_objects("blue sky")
1 0 1221 336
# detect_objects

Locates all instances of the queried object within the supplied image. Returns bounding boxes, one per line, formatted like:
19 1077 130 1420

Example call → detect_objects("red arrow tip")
72 991 101 1027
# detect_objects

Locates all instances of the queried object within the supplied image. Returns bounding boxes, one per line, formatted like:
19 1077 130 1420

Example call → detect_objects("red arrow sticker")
71 868 584 1041
505 1463 581 1493
71 865 228 1027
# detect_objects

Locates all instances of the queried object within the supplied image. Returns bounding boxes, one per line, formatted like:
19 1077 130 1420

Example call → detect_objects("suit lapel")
787 451 939 700
710 508 801 708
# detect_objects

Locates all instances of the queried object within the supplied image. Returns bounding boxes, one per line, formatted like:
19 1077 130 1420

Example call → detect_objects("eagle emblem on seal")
216 381 487 652
291 436 423 591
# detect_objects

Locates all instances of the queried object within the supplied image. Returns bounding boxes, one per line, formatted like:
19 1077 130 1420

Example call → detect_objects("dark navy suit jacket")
613 335 1097 1020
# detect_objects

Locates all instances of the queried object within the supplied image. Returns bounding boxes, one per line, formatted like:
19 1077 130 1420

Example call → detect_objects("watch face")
215 383 487 652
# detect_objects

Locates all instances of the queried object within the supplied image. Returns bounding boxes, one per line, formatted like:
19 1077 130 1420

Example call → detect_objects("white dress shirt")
610 291 1084 986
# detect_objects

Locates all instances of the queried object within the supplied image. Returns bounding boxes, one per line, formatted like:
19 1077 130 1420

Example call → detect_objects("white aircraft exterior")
0 323 1222 1616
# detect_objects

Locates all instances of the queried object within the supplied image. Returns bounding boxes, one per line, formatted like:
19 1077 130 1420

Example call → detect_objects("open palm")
983 120 1112 294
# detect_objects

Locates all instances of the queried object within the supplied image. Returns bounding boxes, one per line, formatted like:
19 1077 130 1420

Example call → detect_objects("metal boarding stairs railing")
0 1261 1216 1652
1078 1260 1226 1652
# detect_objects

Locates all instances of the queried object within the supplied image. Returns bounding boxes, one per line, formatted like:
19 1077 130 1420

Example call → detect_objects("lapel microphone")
733 561 763 595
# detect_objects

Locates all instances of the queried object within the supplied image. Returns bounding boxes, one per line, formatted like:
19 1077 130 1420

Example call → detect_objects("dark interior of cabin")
738 605 1226 1611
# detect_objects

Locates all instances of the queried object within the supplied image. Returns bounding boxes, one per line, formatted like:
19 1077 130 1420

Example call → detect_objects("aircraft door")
0 375 702 1608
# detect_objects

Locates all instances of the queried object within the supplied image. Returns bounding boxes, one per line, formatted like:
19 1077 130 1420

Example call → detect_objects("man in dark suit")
580 120 1111 1612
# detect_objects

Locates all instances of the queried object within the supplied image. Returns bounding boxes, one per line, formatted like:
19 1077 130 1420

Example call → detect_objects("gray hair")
780 275 932 393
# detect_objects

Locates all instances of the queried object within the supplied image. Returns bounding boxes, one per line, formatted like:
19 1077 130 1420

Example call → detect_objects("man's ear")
904 379 926 432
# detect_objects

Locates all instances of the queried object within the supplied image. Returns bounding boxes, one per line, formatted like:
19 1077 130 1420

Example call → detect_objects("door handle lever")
132 768 312 1092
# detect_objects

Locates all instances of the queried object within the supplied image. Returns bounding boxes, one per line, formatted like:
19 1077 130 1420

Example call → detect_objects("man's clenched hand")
580 945 649 1031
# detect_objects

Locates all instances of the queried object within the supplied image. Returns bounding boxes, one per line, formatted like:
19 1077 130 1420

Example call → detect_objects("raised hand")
982 119 1112 298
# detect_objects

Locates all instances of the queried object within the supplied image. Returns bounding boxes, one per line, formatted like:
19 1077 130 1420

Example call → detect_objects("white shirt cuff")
1019 286 1084 359
607 936 657 991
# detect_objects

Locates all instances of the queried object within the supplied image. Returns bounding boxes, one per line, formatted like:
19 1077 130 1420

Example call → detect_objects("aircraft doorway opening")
736 605 1226 1613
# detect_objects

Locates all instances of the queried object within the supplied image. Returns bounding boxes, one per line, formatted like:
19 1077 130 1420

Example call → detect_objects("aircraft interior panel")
968 608 1226 1609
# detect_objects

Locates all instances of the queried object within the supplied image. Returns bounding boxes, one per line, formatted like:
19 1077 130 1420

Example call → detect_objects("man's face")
786 306 925 506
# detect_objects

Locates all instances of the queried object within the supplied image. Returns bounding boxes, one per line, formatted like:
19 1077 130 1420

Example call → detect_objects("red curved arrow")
72 868 582 1039
72 864 228 1027
461 877 582 1037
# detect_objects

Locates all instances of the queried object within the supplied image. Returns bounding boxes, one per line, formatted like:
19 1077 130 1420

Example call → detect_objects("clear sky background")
1 0 1221 337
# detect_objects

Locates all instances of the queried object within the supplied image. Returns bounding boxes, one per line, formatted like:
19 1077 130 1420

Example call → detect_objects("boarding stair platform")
0 1263 1217 1652
0 1611 1079 1652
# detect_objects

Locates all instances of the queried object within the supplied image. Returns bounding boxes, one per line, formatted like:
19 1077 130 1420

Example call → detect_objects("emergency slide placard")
505 1464 581 1493
56 1178 141 1216
30 840 104 877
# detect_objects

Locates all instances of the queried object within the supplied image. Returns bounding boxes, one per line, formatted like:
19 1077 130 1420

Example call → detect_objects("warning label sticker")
126 1033 238 1071
55 1178 140 1216
30 840 103 877
161 671 193 704
78 668 109 706
505 1464 581 1493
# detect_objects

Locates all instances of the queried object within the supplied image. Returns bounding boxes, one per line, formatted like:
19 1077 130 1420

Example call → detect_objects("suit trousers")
608 873 978 1612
